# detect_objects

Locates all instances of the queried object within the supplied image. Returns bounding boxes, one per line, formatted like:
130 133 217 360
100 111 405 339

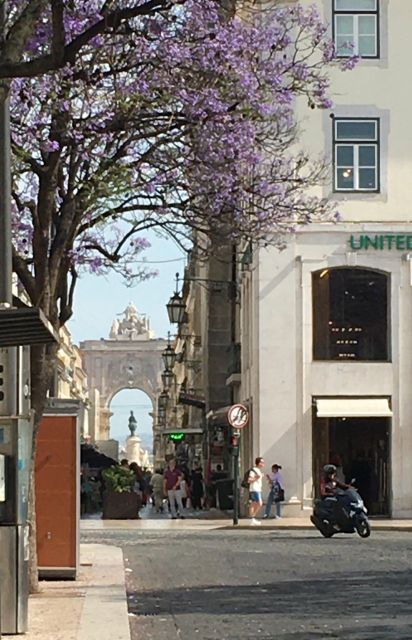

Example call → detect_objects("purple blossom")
9 0 351 281
41 140 60 152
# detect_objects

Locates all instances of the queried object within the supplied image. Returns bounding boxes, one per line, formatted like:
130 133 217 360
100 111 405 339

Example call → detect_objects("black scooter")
311 486 371 538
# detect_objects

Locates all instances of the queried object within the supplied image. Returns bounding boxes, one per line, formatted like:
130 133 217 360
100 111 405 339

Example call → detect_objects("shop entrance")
313 415 390 516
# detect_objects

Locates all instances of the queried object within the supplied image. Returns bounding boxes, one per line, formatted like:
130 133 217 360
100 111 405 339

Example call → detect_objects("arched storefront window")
313 268 390 361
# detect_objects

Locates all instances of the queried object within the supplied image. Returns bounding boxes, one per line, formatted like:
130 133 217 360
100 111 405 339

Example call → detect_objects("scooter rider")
320 464 352 519
320 464 350 498
311 465 370 537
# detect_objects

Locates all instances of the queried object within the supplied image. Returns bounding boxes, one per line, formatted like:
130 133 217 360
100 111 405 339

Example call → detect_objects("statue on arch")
108 302 154 340
120 302 138 322
128 410 138 437
109 318 119 339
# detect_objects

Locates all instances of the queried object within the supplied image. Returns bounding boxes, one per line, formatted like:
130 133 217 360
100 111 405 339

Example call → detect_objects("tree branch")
0 0 185 78
12 247 37 304
1 0 48 64
51 0 65 66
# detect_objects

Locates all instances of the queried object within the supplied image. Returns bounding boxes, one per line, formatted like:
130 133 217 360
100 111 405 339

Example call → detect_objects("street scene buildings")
164 0 412 520
2 1 412 640
243 0 412 519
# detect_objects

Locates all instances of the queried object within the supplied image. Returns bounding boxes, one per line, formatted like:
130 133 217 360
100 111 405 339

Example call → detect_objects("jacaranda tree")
4 0 354 588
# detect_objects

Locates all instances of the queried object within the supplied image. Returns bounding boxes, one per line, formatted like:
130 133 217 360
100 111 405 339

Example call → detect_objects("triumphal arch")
80 303 166 441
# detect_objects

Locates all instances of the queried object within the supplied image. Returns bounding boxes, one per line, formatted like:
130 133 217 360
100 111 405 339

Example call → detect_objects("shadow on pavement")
128 569 412 639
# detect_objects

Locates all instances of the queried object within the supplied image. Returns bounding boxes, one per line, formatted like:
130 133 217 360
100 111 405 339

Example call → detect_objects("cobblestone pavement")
81 528 412 640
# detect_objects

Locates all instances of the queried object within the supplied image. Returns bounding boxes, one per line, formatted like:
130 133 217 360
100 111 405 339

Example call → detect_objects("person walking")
180 467 190 509
129 462 144 514
263 464 285 519
190 466 205 510
247 457 265 525
163 458 185 519
150 468 165 513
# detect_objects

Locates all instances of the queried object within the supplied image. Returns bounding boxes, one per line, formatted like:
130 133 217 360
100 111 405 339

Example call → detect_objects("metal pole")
232 429 240 525
0 0 16 420
0 0 12 307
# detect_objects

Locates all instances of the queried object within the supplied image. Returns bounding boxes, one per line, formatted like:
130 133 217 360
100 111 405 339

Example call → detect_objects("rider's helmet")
323 464 337 478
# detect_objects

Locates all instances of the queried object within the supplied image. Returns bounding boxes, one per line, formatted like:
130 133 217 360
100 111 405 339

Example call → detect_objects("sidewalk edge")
77 543 131 640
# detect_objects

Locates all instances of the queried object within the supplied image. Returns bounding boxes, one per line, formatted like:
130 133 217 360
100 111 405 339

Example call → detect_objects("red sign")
227 404 249 429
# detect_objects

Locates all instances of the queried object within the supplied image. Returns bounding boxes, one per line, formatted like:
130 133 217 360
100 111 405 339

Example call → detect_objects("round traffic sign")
227 404 249 429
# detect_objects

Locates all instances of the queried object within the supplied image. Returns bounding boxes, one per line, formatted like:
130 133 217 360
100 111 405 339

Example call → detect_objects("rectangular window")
312 268 389 362
333 118 379 192
333 0 379 58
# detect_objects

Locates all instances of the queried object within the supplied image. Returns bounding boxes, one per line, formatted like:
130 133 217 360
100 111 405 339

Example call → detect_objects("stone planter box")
102 491 141 519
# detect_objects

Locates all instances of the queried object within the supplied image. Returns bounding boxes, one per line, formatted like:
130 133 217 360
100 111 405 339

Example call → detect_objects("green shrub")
102 466 135 493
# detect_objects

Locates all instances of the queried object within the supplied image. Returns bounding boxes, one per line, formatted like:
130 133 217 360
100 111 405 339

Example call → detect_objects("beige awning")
315 398 392 418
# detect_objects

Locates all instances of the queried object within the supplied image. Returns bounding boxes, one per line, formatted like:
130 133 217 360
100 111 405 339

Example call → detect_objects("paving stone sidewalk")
22 516 412 639
81 511 412 532
23 544 130 640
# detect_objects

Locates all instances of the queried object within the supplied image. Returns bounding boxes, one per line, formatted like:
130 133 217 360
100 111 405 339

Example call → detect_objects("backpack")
241 468 253 489
272 481 285 503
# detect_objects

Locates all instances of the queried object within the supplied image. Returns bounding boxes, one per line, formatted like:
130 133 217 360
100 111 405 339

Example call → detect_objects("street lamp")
158 389 169 410
166 273 186 324
162 331 176 369
161 368 175 390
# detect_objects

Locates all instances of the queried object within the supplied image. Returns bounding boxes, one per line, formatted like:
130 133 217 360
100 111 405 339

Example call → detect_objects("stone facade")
240 0 412 518
166 242 238 474
55 326 90 436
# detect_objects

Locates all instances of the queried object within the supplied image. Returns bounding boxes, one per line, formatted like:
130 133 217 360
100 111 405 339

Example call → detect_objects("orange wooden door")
35 415 78 570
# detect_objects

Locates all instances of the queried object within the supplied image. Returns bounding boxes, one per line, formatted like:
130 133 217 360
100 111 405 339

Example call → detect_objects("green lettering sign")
349 234 412 251
169 432 185 442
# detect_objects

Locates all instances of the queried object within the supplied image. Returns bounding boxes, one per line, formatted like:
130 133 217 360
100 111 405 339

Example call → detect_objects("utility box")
0 525 29 634
0 415 32 635
0 310 58 635
35 399 80 579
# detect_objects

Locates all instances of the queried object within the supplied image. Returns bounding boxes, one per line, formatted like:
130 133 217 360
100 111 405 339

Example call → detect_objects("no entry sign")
227 404 249 429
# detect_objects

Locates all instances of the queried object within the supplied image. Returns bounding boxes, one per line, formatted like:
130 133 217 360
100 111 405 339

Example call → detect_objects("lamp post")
166 273 186 324
161 368 175 390
162 331 177 370
158 390 169 411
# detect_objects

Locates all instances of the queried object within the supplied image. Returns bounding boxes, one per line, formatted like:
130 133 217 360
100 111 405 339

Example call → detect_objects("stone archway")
80 303 166 444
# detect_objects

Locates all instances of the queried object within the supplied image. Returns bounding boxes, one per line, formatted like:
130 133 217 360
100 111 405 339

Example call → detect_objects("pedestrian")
129 462 144 513
190 466 205 510
180 467 190 509
263 464 285 519
247 457 265 525
163 458 185 519
142 467 152 505
150 468 165 512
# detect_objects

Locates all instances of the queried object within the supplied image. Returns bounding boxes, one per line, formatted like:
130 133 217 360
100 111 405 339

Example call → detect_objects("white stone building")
240 0 412 518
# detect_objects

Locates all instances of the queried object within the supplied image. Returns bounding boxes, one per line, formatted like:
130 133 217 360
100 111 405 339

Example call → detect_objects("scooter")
311 486 371 538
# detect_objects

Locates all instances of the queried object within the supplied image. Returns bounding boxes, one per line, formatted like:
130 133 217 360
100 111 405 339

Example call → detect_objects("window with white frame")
333 0 379 58
334 118 379 192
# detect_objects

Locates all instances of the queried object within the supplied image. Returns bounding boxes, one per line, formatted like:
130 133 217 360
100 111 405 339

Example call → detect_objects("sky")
68 231 186 345
108 388 154 452
68 231 186 445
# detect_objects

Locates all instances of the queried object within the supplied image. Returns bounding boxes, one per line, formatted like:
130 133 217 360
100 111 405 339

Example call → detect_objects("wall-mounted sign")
350 234 412 251
169 432 185 442
227 404 249 429
178 392 206 409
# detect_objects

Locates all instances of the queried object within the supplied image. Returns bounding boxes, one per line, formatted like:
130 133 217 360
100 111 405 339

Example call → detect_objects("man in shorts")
248 457 265 525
